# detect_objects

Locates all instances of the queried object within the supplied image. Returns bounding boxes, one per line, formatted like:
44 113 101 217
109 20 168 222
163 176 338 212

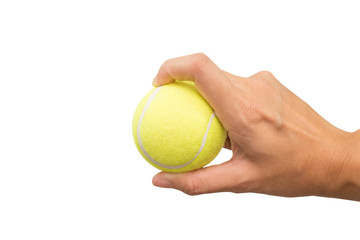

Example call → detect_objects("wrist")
346 130 360 189
321 129 360 201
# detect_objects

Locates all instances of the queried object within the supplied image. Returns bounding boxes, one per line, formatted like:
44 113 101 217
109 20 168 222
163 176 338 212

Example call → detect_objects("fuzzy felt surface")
132 81 227 172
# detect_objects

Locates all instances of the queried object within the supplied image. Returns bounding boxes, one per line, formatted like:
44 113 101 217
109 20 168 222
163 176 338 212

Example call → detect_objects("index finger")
152 53 242 129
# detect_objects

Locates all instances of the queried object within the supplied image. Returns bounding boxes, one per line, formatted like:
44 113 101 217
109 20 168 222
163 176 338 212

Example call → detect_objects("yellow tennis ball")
132 81 227 172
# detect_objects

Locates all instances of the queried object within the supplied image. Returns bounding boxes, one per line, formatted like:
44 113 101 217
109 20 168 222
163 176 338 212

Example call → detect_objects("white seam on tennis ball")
137 87 163 167
137 86 215 170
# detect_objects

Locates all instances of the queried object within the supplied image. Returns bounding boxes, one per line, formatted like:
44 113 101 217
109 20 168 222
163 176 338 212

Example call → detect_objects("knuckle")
182 176 206 196
241 102 263 124
237 176 255 193
189 53 211 74
195 52 209 59
257 70 275 80
228 167 256 193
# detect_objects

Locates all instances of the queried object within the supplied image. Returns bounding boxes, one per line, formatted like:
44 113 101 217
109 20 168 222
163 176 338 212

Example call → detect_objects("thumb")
152 159 256 195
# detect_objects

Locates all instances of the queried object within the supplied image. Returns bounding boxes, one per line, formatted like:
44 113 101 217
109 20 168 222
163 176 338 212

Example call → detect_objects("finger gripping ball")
132 81 227 172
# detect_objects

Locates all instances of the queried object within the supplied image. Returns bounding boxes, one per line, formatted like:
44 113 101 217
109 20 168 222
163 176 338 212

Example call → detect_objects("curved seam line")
137 88 215 169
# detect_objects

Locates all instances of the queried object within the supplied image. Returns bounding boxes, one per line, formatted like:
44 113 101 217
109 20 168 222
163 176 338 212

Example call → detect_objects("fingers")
152 53 242 127
152 158 256 195
153 53 223 87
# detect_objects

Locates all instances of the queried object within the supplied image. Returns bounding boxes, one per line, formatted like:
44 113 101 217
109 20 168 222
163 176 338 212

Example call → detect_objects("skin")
151 53 360 201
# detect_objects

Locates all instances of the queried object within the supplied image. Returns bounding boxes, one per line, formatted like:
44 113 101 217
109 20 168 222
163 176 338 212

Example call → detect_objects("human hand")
152 53 360 201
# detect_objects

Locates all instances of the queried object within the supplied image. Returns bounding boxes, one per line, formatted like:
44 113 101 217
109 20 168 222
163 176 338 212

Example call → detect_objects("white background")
1 0 359 239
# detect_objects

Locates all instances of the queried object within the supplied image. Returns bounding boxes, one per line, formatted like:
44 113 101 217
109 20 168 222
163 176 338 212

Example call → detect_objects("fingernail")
152 76 159 87
153 175 172 188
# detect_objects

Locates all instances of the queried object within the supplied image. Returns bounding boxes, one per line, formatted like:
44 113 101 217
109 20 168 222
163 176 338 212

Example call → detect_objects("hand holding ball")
132 81 227 172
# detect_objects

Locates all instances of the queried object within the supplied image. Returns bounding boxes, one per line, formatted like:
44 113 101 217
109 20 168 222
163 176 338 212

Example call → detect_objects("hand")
152 53 360 201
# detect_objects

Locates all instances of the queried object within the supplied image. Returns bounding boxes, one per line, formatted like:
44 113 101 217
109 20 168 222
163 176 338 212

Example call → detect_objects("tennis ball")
132 81 227 172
